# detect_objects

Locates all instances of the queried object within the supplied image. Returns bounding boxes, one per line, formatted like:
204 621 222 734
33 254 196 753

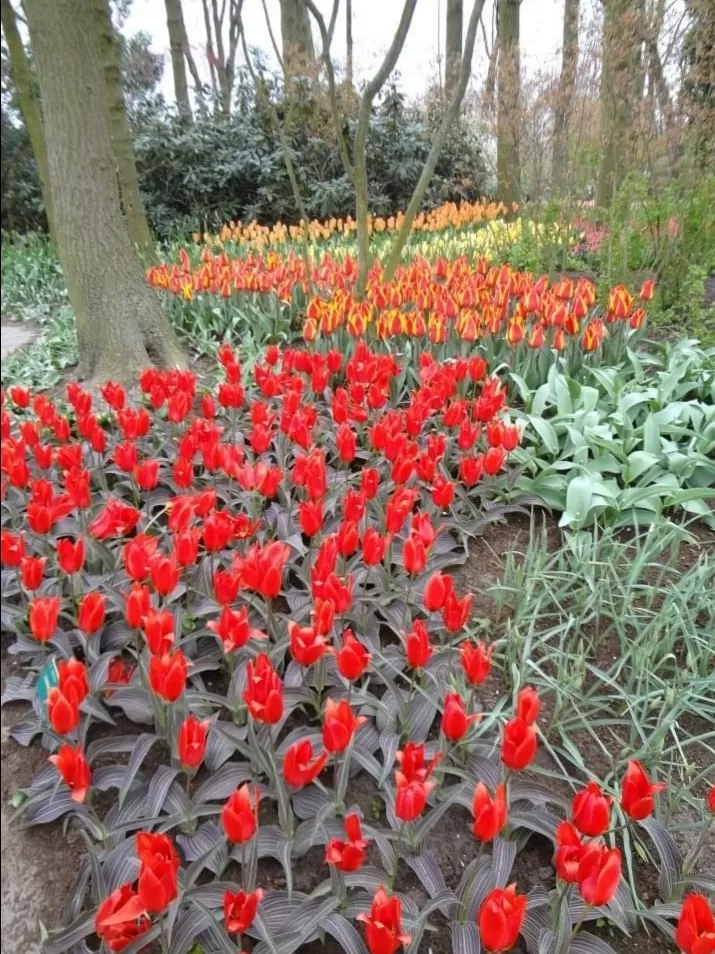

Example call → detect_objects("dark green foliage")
133 82 488 237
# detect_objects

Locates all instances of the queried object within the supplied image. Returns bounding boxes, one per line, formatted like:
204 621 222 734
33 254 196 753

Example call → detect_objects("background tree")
281 0 315 79
596 0 643 207
94 0 152 247
496 0 521 205
201 0 243 114
164 0 192 122
445 0 463 100
346 0 353 86
24 0 185 383
552 0 580 196
1 0 53 235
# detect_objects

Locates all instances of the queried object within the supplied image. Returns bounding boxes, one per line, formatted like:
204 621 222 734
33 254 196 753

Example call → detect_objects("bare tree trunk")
1 0 54 237
496 0 521 205
445 0 463 99
24 0 186 385
552 0 579 196
596 0 640 207
384 0 485 281
281 0 315 78
346 0 353 86
164 0 193 122
93 0 153 249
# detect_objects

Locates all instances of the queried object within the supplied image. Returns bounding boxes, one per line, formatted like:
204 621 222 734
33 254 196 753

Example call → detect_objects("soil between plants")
2 512 710 953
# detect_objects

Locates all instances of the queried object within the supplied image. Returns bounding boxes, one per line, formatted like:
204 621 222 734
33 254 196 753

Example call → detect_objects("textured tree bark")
552 0 579 196
496 0 521 206
281 0 316 78
164 0 193 122
1 0 55 237
24 0 186 385
445 0 463 100
596 0 640 208
93 0 153 249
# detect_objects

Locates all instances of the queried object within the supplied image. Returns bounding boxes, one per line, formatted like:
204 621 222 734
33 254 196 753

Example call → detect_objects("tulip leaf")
451 921 481 954
639 817 683 902
41 912 95 954
194 760 253 803
492 837 517 887
322 912 370 954
117 732 160 807
568 933 620 954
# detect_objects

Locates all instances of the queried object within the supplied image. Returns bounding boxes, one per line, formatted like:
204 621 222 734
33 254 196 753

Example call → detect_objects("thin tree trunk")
1 0 55 237
24 0 186 385
93 0 153 249
281 0 316 78
164 0 193 122
445 0 463 99
596 0 638 208
346 0 353 86
383 0 485 281
552 0 579 196
496 0 521 205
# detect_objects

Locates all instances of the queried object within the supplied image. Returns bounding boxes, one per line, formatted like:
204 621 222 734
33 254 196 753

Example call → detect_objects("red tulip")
483 445 507 476
136 831 179 868
105 658 135 694
173 529 200 567
312 596 336 636
431 475 455 509
515 686 540 725
579 847 622 907
47 687 80 735
336 629 371 681
337 519 359 556
404 618 432 669
460 640 493 685
29 595 61 642
125 583 151 629
336 422 357 462
89 497 140 539
57 657 89 705
208 604 266 652
48 744 91 803
325 812 368 872
149 650 188 703
114 440 139 473
95 884 150 952
708 785 715 814
149 554 180 597
620 760 665 821
1 530 25 567
78 592 106 635
224 887 263 935
441 589 472 632
213 568 241 605
423 571 452 612
441 691 478 742
123 535 159 581
572 782 612 837
362 528 386 566
9 385 31 407
640 278 656 301
472 782 508 842
361 467 379 499
282 738 328 788
402 532 427 575
141 608 174 655
20 556 46 591
357 887 411 954
385 487 418 535
222 784 259 843
134 459 160 492
299 499 324 537
394 742 440 822
554 821 587 883
178 714 210 770
289 621 330 667
57 537 85 574
478 884 526 952
501 717 537 771
235 541 290 600
322 698 366 753
674 894 715 954
244 653 284 723
135 831 180 914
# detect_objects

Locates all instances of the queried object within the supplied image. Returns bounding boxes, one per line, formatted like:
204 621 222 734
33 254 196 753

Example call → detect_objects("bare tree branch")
326 0 340 46
260 0 284 70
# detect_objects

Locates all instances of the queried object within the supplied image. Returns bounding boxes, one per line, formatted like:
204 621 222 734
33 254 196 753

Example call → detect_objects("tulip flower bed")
1 341 713 954
149 251 655 390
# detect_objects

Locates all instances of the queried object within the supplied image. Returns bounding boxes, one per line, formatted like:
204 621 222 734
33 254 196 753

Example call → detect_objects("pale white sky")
127 0 573 102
